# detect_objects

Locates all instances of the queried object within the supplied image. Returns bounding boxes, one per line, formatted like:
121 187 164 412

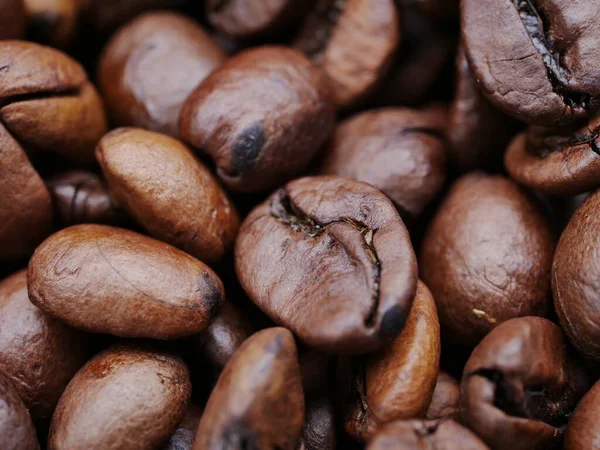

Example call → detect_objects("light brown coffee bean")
28 224 223 339
97 128 239 265
0 372 39 450
426 371 460 420
48 344 191 450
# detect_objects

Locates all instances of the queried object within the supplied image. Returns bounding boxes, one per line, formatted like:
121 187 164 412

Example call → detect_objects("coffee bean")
0 41 107 164
28 224 223 339
367 419 490 450
300 396 336 450
505 115 600 197
236 176 418 353
0 269 89 419
341 281 440 441
460 317 590 450
206 0 310 41
48 344 191 450
0 0 26 39
294 0 399 109
0 372 39 450
180 46 334 192
25 0 79 47
425 371 460 420
420 173 555 346
193 327 304 450
97 128 239 265
46 170 126 228
414 0 458 21
552 189 600 360
462 0 600 126
162 404 203 450
564 380 600 450
447 45 520 172
0 123 53 260
318 106 446 219
98 12 226 137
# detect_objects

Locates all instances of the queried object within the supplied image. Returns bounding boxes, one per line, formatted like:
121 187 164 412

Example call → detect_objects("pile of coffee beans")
2 0 600 449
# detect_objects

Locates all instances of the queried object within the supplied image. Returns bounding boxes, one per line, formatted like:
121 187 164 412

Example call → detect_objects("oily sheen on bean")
27 224 223 339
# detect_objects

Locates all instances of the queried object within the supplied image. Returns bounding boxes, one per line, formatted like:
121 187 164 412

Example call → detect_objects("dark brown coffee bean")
505 115 600 197
341 281 440 441
564 380 600 450
425 371 460 420
447 45 520 172
367 419 490 450
25 0 79 47
318 106 446 219
97 128 239 265
373 7 454 107
0 41 107 164
300 396 336 450
552 189 600 359
414 0 458 21
48 344 191 450
180 46 335 192
187 300 254 378
0 0 27 39
28 224 223 339
98 12 226 137
420 173 555 346
193 327 304 450
0 372 39 450
206 0 310 41
294 0 399 109
460 317 590 450
235 176 418 354
462 0 600 126
46 170 125 228
80 0 188 31
162 404 203 450
0 123 53 260
0 270 88 420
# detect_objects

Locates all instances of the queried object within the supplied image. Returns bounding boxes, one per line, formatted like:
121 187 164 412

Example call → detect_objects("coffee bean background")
1 0 600 448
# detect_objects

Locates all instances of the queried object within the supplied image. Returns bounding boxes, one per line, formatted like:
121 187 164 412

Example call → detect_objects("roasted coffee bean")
193 327 304 450
341 281 440 441
505 115 600 197
236 176 418 353
447 45 520 172
462 0 600 126
318 106 446 219
564 380 600 450
80 0 188 31
207 0 310 41
162 404 203 450
420 173 555 346
28 224 223 339
25 0 79 47
414 0 458 21
0 372 39 450
180 46 334 192
300 396 336 450
373 7 454 107
426 371 460 420
186 300 253 381
46 170 125 228
0 41 107 164
0 0 26 39
97 128 239 265
367 419 489 450
552 189 600 360
294 0 399 109
98 12 226 137
48 344 191 450
0 123 53 260
460 317 590 450
0 270 88 420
